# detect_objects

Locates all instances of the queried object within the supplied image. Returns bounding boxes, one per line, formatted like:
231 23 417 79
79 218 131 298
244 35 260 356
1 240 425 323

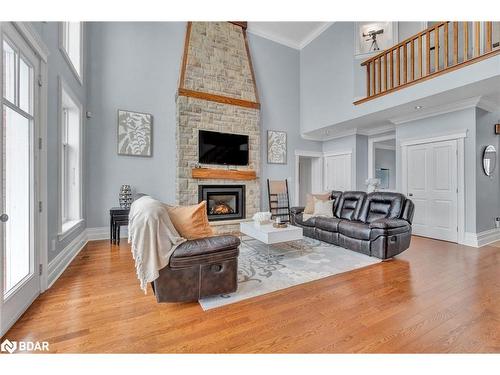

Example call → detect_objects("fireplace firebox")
199 185 245 221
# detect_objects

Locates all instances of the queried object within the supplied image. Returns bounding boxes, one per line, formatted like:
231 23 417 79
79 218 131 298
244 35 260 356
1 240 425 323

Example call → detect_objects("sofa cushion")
338 220 371 240
335 191 366 220
315 217 342 232
359 192 405 223
295 213 317 227
304 192 331 214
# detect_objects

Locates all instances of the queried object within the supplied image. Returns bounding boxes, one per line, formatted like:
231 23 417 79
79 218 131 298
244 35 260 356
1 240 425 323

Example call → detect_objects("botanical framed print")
117 109 152 157
267 130 287 164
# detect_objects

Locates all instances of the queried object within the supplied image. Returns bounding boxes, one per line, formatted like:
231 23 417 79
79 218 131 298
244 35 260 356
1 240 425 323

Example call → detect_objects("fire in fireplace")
199 185 245 221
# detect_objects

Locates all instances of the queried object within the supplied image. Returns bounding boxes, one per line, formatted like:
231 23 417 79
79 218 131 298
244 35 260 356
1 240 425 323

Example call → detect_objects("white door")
406 139 458 242
324 153 352 191
1 24 41 335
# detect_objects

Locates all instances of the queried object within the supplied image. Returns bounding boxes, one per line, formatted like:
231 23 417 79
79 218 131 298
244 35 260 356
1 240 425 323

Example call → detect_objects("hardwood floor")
2 236 500 353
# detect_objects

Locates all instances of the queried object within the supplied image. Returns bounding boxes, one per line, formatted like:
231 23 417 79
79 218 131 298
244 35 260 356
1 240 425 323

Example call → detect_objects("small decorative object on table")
119 184 133 208
252 211 272 226
273 222 288 229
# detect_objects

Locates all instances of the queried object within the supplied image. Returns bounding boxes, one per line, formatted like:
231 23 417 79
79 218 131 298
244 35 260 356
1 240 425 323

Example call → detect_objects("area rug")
199 237 380 310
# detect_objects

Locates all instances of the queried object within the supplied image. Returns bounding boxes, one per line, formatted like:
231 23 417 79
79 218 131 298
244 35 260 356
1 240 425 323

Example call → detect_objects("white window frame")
59 22 83 85
57 77 84 241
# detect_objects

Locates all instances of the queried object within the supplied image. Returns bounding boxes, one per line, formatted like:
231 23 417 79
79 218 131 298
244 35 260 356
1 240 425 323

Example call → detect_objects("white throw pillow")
312 197 334 218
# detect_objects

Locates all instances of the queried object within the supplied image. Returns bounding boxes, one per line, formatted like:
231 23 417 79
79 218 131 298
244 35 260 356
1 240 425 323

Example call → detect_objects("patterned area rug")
199 237 380 310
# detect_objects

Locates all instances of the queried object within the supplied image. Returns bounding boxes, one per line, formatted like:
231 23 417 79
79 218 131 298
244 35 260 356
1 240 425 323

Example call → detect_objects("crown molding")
389 97 483 125
246 26 301 49
247 22 334 50
477 96 500 113
299 22 334 49
358 124 396 136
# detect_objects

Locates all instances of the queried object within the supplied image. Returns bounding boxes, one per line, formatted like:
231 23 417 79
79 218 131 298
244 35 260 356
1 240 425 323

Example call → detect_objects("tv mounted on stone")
198 130 249 166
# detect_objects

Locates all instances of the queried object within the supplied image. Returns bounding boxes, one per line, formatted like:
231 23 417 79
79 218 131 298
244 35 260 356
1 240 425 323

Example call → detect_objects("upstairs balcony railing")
354 22 500 104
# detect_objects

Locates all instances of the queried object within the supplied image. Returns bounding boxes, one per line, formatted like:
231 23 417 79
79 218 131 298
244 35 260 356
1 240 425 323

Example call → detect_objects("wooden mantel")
191 168 257 180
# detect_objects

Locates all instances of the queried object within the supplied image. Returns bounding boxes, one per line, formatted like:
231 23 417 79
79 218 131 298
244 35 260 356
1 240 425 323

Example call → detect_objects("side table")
110 207 130 245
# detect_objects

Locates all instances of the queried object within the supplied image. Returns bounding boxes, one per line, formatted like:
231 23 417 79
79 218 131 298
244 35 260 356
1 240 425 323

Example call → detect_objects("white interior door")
324 153 352 191
1 24 40 336
406 139 458 242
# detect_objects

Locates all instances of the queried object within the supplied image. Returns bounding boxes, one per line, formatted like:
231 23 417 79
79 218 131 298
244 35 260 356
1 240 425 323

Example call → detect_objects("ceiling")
247 22 333 49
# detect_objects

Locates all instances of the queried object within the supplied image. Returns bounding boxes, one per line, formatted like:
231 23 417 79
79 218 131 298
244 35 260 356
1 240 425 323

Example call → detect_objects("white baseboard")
87 226 128 240
47 229 87 288
462 228 500 248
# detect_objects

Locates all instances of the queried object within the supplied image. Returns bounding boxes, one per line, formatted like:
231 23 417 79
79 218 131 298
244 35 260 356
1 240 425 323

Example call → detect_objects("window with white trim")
61 22 82 79
60 85 82 234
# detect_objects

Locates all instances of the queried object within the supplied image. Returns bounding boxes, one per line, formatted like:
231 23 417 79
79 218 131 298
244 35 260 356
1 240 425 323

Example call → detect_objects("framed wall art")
267 130 287 164
117 109 153 157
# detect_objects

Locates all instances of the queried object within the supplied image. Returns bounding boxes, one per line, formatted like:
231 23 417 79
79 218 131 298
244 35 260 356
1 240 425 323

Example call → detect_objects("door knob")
0 213 8 222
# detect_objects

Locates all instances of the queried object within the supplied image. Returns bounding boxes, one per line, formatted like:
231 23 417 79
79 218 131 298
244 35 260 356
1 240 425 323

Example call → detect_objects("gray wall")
475 108 500 232
31 22 88 262
396 108 477 233
375 148 396 190
85 22 321 228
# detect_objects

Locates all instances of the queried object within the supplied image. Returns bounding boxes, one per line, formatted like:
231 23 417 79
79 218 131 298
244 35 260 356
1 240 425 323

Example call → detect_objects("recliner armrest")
369 218 410 229
290 206 305 215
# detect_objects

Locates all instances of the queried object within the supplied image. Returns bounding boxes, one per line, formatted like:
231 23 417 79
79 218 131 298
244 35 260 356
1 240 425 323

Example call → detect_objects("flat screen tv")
198 130 249 166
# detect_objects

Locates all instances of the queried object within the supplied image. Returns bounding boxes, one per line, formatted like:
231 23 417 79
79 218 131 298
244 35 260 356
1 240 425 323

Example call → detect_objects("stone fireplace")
175 22 261 232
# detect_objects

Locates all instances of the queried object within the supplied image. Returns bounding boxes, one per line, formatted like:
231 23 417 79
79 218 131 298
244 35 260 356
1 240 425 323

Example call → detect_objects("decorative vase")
119 185 133 209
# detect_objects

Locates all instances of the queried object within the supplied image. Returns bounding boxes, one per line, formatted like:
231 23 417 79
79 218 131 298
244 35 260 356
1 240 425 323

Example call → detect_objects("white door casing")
404 139 459 242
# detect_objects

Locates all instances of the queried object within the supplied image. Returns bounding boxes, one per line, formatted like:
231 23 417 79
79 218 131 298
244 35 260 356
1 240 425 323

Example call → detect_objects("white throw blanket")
128 196 186 293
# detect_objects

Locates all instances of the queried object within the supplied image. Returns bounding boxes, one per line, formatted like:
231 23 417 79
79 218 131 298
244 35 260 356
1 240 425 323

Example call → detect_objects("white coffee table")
239 222 303 260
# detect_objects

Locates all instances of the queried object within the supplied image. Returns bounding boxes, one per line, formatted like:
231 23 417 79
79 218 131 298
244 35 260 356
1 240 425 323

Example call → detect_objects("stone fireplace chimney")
176 22 261 231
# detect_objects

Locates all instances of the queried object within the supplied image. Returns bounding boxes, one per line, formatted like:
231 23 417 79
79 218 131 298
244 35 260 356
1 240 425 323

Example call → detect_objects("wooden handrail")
356 21 500 105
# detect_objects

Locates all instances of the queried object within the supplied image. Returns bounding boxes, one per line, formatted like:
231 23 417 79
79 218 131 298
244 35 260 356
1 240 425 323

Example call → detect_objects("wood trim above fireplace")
192 168 257 180
178 88 261 109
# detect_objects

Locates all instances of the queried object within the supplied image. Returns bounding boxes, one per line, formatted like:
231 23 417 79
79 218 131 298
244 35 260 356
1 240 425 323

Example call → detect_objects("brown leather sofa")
152 235 240 302
291 191 414 260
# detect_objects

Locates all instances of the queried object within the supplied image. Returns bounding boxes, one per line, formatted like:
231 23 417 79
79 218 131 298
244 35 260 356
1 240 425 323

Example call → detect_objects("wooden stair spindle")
418 34 423 78
377 57 382 93
464 21 469 61
384 53 388 91
366 62 371 97
410 39 415 81
426 30 431 74
486 21 493 53
453 21 459 65
389 50 394 88
371 61 375 96
396 46 401 86
403 43 408 84
434 25 440 72
444 22 449 68
474 22 480 57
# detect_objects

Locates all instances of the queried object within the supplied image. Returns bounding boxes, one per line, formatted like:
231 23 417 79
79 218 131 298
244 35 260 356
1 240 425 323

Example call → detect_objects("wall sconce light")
495 123 500 135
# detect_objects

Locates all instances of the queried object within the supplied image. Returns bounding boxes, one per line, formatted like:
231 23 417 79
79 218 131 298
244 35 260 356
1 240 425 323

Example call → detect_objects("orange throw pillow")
166 201 213 240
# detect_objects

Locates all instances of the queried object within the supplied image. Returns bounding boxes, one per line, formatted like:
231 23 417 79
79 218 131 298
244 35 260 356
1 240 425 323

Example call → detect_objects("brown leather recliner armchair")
152 235 240 302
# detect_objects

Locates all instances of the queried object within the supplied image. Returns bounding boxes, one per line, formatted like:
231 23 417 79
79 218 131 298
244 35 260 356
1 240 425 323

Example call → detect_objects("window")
59 80 82 237
60 22 82 81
